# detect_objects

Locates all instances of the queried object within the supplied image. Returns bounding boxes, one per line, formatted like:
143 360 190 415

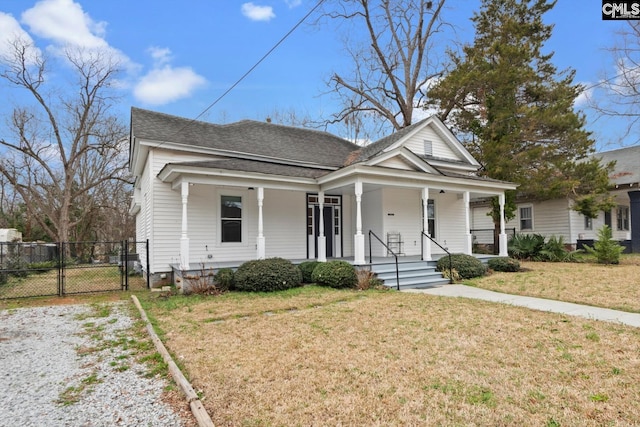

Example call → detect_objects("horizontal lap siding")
382 188 422 256
341 196 353 257
263 189 306 259
404 127 458 160
362 189 383 257
436 193 466 253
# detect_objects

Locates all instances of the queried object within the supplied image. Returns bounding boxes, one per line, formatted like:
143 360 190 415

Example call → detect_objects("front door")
307 194 342 259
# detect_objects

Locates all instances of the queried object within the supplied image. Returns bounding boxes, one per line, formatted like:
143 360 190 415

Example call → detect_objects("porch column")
464 191 473 255
629 191 640 253
256 187 265 259
179 181 190 270
317 191 327 262
354 181 366 265
422 187 432 261
498 193 508 256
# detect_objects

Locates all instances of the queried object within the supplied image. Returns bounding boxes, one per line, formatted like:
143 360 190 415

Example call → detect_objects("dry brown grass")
142 286 640 426
470 254 640 313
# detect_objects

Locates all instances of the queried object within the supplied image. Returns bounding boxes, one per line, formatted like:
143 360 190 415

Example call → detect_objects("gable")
376 156 420 171
402 125 459 160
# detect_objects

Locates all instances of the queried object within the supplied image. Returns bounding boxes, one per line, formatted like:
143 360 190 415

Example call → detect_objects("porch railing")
421 231 453 284
368 230 400 291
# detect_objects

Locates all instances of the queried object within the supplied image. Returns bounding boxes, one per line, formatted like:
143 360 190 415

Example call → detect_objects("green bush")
214 268 235 291
508 233 545 260
27 260 57 274
538 235 578 262
487 257 520 272
584 225 624 265
436 254 487 280
311 260 358 288
234 258 302 292
298 261 321 283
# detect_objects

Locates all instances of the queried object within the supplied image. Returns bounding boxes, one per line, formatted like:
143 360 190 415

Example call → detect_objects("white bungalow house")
128 107 517 287
471 145 640 252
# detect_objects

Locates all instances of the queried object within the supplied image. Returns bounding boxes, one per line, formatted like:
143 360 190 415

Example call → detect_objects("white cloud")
133 52 207 105
21 0 108 49
0 12 40 61
147 46 172 66
285 0 302 8
241 3 276 21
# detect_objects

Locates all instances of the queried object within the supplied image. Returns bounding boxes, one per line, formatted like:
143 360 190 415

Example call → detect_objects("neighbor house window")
584 215 593 230
519 206 533 231
221 195 242 242
617 206 629 231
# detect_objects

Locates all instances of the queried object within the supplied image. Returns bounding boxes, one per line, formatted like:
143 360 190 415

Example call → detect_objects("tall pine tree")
428 0 613 251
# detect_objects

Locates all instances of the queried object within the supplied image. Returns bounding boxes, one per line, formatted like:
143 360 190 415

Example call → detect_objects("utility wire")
162 0 326 144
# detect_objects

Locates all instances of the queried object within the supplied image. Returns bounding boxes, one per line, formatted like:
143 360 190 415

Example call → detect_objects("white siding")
377 157 415 170
263 189 306 259
381 188 422 256
361 189 384 256
341 195 353 257
403 126 459 160
435 193 467 254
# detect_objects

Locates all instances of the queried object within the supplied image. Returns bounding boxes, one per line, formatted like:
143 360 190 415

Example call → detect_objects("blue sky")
0 0 631 150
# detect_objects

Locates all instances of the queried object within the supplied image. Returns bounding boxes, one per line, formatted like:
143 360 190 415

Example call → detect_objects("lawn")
140 283 640 426
468 254 640 313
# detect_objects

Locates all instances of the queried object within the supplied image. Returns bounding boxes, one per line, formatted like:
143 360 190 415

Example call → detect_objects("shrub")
508 233 545 260
436 254 487 280
355 269 384 290
182 265 219 295
312 260 358 288
298 261 321 283
214 268 235 291
487 257 520 272
234 258 302 292
538 235 578 262
27 261 57 274
584 225 625 265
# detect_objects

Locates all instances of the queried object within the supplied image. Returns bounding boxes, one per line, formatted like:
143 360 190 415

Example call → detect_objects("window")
221 195 242 242
584 215 593 230
617 206 630 231
519 206 533 231
422 199 435 238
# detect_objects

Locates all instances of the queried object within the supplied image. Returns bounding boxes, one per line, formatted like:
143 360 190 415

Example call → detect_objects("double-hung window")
617 206 630 231
221 195 242 243
519 206 533 231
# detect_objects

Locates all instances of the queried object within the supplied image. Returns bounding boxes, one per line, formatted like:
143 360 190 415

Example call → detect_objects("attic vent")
423 140 433 156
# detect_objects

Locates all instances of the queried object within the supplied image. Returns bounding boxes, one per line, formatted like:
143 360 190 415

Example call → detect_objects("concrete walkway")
404 285 640 328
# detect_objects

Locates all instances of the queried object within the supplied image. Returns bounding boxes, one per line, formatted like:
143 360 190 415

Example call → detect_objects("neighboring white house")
128 108 517 286
471 145 640 252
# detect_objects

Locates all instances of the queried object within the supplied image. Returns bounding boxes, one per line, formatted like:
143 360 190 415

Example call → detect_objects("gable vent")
423 140 433 156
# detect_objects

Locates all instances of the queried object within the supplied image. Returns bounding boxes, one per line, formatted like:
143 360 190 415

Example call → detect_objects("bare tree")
590 21 640 145
320 0 448 138
0 39 129 244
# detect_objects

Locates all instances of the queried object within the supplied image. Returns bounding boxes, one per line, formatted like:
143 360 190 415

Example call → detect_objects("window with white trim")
221 195 242 242
617 206 630 231
519 206 533 231
584 215 593 230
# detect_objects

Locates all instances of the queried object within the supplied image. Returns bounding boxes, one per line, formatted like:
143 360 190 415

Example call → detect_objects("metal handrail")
421 231 453 284
368 230 400 291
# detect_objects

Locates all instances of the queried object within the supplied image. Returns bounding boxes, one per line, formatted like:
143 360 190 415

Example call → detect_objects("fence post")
58 242 64 297
124 240 129 291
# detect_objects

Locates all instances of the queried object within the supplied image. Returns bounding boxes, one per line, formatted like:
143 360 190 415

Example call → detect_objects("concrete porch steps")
370 260 450 290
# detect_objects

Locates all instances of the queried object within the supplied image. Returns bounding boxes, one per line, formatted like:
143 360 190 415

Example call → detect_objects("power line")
161 0 326 144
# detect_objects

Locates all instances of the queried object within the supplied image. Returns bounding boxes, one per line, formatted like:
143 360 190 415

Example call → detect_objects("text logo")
603 1 640 19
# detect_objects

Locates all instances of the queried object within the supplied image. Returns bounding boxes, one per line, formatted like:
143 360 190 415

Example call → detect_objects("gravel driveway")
0 302 193 427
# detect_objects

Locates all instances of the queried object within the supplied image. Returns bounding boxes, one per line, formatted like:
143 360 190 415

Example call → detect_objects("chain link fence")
0 240 148 299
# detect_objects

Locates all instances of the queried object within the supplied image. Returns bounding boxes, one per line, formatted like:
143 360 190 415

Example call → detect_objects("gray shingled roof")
165 158 332 179
593 145 640 186
131 107 360 168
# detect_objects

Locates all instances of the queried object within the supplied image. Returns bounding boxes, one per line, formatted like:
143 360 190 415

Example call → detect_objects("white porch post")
499 193 508 256
317 191 327 262
179 181 190 271
256 187 265 260
464 191 473 255
354 181 366 265
422 187 431 261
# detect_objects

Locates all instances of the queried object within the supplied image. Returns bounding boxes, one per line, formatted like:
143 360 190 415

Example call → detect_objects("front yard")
140 265 640 426
469 254 640 313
